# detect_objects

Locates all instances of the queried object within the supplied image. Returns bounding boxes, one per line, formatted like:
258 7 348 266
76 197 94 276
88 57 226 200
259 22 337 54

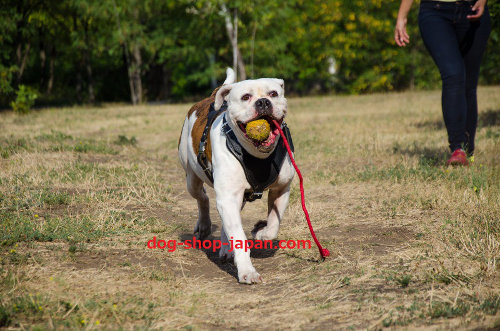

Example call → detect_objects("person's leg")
418 2 467 152
460 6 491 155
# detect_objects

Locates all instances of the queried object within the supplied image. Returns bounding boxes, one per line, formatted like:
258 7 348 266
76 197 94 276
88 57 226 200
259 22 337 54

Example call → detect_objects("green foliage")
396 274 412 288
0 66 17 101
0 212 106 246
0 131 120 159
0 0 498 107
479 295 500 315
429 300 470 318
115 135 137 146
481 2 500 84
72 140 117 154
0 136 30 159
10 85 38 113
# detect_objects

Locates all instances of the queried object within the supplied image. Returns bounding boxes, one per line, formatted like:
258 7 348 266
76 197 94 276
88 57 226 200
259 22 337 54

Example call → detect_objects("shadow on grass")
478 108 500 127
412 108 500 130
392 144 449 167
413 119 445 130
180 224 278 281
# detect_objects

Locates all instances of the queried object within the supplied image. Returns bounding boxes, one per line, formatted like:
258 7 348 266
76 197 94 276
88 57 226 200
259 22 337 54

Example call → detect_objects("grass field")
1 86 500 330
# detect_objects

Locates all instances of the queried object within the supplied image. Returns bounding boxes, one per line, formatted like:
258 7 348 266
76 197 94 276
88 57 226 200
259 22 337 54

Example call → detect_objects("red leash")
273 120 330 259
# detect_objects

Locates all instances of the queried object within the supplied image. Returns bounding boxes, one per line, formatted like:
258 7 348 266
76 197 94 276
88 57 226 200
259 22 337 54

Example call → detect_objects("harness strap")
197 102 227 183
197 102 294 203
222 116 294 202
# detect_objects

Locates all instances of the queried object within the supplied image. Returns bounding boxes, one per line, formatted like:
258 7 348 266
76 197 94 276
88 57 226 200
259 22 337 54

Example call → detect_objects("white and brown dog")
178 68 294 284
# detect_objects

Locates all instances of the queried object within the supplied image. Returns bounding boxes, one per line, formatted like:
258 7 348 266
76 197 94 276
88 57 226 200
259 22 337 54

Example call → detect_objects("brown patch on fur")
178 87 223 163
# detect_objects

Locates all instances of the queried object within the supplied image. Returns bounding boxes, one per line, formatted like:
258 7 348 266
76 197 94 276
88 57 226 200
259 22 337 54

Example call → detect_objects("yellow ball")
246 119 271 141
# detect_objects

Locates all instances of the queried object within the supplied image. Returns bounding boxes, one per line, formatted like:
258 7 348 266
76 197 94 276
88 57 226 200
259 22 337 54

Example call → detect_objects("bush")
0 65 17 107
10 85 38 114
0 66 16 95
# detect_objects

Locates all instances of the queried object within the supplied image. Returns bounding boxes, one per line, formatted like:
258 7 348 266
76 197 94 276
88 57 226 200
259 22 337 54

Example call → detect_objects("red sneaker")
447 149 469 166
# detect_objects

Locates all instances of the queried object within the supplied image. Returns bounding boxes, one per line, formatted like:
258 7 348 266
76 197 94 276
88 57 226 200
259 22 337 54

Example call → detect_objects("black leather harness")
197 102 227 183
197 102 294 202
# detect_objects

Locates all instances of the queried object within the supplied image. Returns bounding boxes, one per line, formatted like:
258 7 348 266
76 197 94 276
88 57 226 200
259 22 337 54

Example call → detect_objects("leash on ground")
273 120 330 260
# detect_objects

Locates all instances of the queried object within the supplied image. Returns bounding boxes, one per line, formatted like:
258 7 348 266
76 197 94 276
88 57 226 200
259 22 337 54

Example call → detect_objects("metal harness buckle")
244 191 263 202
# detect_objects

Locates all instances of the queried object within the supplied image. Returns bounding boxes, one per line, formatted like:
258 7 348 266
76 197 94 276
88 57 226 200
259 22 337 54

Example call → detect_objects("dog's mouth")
237 115 282 151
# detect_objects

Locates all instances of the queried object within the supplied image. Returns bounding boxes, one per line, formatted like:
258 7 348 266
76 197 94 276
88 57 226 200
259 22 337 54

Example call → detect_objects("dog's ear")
272 79 285 95
214 84 233 110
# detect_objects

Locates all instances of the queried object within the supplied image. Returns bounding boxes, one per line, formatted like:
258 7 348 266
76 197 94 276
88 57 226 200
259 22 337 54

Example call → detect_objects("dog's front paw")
238 268 263 284
251 220 267 239
251 220 277 241
219 243 234 262
194 219 211 240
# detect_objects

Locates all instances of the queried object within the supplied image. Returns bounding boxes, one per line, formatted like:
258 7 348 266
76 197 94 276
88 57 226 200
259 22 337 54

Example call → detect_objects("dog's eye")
241 94 252 101
269 90 278 98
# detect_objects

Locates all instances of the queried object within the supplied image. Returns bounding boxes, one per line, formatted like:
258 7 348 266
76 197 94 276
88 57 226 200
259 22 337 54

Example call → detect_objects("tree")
1 0 498 109
221 4 246 81
481 2 500 85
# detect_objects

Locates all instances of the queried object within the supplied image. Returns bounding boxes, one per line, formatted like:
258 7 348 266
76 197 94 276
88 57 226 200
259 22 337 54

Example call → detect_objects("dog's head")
214 78 286 157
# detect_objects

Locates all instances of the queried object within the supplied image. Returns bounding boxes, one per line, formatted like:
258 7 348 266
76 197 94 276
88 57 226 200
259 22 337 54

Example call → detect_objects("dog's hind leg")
186 169 212 240
252 185 290 241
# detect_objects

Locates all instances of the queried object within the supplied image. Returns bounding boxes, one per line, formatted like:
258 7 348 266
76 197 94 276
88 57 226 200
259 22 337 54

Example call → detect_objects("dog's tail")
223 67 236 85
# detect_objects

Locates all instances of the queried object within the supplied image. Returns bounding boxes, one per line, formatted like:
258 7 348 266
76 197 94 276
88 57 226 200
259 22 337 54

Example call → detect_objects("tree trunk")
47 46 55 95
112 0 139 105
410 47 416 90
250 22 257 78
76 71 83 102
40 46 46 87
83 21 95 103
236 48 246 81
234 9 246 81
232 8 237 77
131 43 142 104
221 4 246 81
121 45 137 104
158 65 170 100
16 42 31 82
208 53 217 89
86 59 95 103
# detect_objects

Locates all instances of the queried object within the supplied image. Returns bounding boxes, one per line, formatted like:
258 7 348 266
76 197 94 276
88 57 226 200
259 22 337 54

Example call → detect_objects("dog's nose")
255 98 272 114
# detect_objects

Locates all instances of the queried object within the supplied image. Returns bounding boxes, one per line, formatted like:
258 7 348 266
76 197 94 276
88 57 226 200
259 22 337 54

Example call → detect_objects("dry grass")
1 86 500 330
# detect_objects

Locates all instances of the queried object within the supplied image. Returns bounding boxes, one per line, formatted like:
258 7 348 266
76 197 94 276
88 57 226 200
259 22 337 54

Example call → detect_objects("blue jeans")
418 1 491 154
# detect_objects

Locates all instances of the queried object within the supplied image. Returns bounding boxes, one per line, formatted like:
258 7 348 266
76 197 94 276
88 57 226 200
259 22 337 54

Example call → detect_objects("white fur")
215 77 286 158
178 70 294 284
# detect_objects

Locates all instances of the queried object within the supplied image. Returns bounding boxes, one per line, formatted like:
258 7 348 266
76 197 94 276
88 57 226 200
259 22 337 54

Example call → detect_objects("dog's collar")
222 115 294 202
